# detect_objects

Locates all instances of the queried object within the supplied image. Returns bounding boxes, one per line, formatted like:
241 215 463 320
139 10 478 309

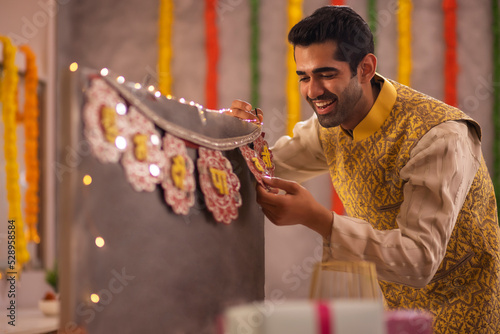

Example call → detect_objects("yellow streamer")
397 0 412 86
286 0 303 136
1 36 30 266
158 0 174 95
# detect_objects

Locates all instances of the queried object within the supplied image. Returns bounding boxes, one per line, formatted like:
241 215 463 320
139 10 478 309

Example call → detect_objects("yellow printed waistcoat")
320 80 500 333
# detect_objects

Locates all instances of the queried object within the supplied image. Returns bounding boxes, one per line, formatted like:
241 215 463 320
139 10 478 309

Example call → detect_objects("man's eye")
298 77 309 82
320 74 335 79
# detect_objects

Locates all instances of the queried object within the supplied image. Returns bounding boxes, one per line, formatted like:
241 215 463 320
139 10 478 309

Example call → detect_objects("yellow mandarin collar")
352 73 397 142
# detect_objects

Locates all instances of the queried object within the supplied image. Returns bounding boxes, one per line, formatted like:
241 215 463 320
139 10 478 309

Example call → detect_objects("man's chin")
316 114 341 128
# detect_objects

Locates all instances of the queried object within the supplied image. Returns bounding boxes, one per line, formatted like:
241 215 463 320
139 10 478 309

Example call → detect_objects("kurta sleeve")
271 114 329 183
323 120 482 288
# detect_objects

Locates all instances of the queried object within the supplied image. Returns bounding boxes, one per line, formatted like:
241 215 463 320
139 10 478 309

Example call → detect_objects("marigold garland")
19 44 41 244
443 0 458 107
286 0 303 137
205 0 219 109
397 0 412 86
158 0 174 96
1 36 30 265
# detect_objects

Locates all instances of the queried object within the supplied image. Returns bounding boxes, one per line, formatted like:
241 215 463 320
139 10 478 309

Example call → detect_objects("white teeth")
315 100 334 108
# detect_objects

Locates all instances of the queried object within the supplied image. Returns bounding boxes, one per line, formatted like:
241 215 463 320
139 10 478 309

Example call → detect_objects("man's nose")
307 78 324 100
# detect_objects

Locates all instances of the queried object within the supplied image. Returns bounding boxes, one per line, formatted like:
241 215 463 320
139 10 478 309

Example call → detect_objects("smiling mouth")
313 99 336 114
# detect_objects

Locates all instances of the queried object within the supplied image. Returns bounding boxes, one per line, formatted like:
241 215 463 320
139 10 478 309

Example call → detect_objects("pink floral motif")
161 134 195 215
239 133 275 187
252 133 275 177
197 147 242 224
121 107 165 192
239 145 270 188
83 78 130 163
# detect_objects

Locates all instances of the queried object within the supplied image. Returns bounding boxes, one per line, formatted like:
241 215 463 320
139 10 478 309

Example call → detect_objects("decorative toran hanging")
205 0 219 109
83 73 274 225
19 44 41 244
0 36 30 266
443 0 458 107
286 0 303 137
397 0 412 86
492 0 500 214
158 0 174 96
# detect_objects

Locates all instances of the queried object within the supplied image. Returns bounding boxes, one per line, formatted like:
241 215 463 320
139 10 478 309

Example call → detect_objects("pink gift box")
219 300 432 334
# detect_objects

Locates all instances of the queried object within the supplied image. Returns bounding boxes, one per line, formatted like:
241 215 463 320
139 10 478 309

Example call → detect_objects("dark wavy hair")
288 6 374 75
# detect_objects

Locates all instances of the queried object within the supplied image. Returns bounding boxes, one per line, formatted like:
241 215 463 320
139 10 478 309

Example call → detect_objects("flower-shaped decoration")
253 133 275 177
161 134 195 215
83 78 130 163
197 147 242 224
239 144 270 188
120 107 165 192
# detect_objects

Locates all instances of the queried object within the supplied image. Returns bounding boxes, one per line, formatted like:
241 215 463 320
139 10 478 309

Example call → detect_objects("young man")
231 5 500 334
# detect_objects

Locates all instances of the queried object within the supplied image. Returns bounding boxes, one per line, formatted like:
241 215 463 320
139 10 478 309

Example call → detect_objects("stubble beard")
311 78 363 129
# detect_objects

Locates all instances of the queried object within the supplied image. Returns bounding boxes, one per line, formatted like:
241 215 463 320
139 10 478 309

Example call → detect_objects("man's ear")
358 53 377 84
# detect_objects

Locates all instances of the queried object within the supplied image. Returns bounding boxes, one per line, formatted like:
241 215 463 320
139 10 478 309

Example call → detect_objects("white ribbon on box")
220 300 385 334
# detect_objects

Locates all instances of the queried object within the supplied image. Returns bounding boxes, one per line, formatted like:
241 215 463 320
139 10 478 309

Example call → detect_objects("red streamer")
443 0 458 107
205 0 219 109
330 0 346 216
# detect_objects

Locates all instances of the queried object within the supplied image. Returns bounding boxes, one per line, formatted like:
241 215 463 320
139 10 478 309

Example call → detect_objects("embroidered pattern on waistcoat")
320 80 500 333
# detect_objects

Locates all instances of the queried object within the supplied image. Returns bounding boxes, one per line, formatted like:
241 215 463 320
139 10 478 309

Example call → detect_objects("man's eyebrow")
296 67 340 75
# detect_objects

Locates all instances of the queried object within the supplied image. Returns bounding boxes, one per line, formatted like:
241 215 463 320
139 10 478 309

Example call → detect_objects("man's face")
295 41 363 129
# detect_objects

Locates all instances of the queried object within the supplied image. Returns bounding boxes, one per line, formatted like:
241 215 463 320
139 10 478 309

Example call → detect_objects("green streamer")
250 0 260 107
368 0 377 47
493 0 500 216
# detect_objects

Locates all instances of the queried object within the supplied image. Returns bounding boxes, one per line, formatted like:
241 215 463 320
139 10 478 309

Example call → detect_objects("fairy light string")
286 0 303 136
19 44 41 244
443 0 458 107
1 36 30 265
158 0 174 96
205 0 219 109
397 0 412 86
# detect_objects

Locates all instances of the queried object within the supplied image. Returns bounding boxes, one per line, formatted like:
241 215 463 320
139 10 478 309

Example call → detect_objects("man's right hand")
228 99 264 124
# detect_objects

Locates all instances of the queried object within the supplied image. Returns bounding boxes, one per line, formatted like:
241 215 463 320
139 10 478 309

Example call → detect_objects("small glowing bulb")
90 294 100 303
166 94 172 99
69 62 78 72
179 98 186 104
83 175 92 185
154 91 161 98
95 237 105 248
149 164 160 177
115 136 127 150
117 76 125 84
100 68 109 76
115 102 127 115
150 134 160 146
147 85 155 92
189 101 195 106
134 83 142 89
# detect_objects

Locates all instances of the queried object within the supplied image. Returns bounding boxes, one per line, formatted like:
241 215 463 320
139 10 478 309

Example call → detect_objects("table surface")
4 308 59 334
